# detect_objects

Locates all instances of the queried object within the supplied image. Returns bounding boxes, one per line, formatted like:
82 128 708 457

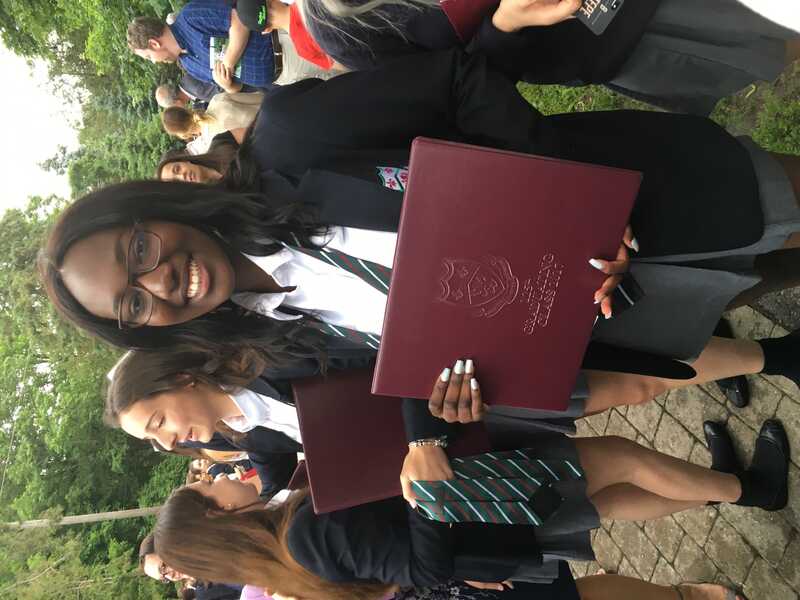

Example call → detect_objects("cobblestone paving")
569 306 800 599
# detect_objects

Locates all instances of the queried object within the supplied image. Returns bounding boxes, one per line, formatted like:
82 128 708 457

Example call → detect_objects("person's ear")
148 38 162 50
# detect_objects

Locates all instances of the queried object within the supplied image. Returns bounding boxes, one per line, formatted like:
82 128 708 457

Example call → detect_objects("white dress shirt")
223 387 302 443
231 226 397 335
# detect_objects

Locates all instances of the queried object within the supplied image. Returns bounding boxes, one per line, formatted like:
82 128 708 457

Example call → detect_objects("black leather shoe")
713 319 750 408
759 419 791 463
703 421 741 474
746 419 790 511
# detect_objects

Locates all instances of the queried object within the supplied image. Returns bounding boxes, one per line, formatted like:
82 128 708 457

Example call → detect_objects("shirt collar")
222 387 273 433
168 22 191 58
230 250 301 321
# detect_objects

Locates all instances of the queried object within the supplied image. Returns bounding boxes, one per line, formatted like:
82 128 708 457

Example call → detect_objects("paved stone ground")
569 305 800 598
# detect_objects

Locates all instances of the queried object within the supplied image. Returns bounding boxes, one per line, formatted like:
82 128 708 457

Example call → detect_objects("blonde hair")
300 0 438 47
161 106 216 140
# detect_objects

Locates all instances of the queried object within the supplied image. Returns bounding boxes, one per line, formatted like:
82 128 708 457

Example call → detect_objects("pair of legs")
574 435 740 520
583 335 765 414
584 150 800 413
577 575 742 600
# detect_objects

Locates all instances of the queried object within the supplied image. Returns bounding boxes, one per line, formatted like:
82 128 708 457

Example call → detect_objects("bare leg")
770 151 800 198
786 39 800 64
727 248 800 308
725 151 800 307
575 437 741 505
576 575 740 600
583 337 764 414
590 483 702 520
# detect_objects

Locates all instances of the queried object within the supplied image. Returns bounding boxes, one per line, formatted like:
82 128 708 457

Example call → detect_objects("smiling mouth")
187 258 201 300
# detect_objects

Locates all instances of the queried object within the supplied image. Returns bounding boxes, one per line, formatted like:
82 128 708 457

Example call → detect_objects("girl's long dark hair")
39 179 327 364
104 348 265 428
155 487 393 600
155 132 240 182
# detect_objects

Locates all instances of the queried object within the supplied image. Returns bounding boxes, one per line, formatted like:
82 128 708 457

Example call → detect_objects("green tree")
0 198 186 597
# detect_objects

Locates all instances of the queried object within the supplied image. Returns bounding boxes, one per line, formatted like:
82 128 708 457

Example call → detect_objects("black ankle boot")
758 330 800 389
734 420 789 511
714 319 750 408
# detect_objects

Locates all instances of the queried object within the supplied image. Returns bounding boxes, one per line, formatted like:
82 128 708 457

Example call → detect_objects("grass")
517 62 800 155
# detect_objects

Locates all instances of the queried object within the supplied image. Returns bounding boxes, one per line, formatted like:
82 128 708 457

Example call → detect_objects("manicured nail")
470 378 479 391
589 259 604 271
604 312 612 320
630 237 640 252
409 499 417 509
440 368 451 382
454 360 464 375
465 359 474 373
593 296 601 305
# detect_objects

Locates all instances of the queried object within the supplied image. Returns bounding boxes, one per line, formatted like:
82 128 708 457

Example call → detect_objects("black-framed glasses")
117 225 162 329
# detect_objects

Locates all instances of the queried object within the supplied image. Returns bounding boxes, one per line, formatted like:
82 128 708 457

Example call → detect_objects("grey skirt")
502 136 798 431
608 0 796 115
591 136 799 360
481 422 600 583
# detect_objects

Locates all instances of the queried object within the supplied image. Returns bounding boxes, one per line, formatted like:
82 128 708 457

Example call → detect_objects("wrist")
492 8 520 33
409 436 448 449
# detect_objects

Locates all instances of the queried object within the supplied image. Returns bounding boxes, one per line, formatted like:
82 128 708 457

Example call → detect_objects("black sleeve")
260 48 557 159
287 497 454 586
402 398 454 443
248 451 298 500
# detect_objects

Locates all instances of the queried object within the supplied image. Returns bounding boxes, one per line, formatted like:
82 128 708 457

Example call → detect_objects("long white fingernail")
470 378 479 391
604 312 612 320
465 359 474 374
409 499 417 508
631 237 640 252
454 360 464 375
440 368 451 382
589 259 604 271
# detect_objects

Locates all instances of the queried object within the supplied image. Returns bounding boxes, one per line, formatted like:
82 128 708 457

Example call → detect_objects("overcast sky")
0 44 80 215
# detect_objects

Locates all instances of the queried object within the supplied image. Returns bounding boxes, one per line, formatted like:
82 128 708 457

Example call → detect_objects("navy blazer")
287 495 582 589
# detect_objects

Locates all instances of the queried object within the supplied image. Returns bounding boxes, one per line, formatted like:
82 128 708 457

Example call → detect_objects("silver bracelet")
409 436 448 448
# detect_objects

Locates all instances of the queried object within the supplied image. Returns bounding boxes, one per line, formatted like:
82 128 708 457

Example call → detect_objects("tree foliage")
0 199 186 597
0 1 191 594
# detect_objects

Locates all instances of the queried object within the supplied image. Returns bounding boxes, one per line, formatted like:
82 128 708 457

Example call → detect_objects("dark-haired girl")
41 49 800 425
299 0 800 115
106 347 789 534
151 476 747 600
157 131 239 184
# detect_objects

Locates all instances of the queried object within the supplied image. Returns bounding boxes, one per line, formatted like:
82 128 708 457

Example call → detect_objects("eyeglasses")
117 225 162 329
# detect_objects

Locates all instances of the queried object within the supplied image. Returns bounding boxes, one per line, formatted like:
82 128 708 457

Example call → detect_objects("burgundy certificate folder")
293 368 490 514
440 0 499 42
373 138 641 411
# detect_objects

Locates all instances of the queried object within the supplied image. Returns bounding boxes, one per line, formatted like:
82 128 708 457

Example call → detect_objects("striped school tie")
411 449 584 525
283 238 391 350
